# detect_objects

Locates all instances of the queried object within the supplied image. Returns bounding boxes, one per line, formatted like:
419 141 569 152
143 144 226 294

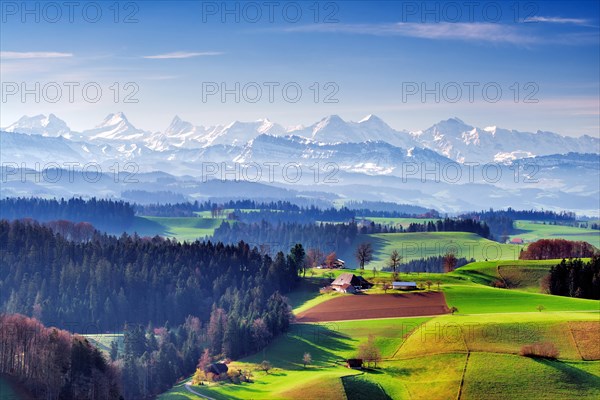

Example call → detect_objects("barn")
205 363 228 376
346 359 363 369
337 283 357 293
331 273 372 292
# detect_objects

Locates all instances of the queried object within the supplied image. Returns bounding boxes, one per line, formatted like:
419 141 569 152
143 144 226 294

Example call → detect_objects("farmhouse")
337 283 357 294
510 238 524 244
331 273 372 292
205 363 228 376
393 281 418 290
346 359 363 369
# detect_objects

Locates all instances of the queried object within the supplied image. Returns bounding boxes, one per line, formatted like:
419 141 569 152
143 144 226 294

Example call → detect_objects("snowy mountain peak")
321 114 345 124
98 112 129 128
358 114 394 130
4 113 599 164
3 113 71 137
358 114 385 124
311 115 347 137
83 112 148 141
425 118 474 137
165 115 195 136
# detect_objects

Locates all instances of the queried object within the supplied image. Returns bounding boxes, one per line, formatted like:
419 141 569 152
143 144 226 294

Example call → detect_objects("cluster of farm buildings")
329 273 418 293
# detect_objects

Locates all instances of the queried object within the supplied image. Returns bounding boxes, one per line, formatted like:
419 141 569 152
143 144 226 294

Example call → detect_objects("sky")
1 0 599 136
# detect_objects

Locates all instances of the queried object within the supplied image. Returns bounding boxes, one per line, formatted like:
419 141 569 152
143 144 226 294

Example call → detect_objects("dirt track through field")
295 292 450 322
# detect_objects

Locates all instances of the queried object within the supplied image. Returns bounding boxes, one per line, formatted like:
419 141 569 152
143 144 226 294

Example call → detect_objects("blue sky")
1 0 599 136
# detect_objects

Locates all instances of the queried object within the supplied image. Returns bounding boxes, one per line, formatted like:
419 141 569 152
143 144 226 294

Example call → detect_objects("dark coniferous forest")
0 218 304 398
0 197 135 232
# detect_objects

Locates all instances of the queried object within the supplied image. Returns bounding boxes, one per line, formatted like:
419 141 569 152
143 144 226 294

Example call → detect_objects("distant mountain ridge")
4 113 598 163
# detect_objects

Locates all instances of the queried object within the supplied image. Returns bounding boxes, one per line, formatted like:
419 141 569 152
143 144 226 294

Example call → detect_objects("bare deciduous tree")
388 250 402 274
355 242 374 270
302 352 312 368
382 282 392 294
259 360 272 374
443 252 458 273
357 335 381 368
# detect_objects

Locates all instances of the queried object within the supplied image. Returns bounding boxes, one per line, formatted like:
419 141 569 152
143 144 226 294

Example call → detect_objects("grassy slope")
462 353 600 400
84 333 123 355
160 317 430 399
511 220 600 248
443 284 599 314
130 216 224 241
160 259 600 400
337 232 522 268
286 277 348 314
396 312 599 360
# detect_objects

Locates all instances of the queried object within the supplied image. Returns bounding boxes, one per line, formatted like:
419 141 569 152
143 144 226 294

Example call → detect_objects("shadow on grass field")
461 353 600 400
342 374 391 400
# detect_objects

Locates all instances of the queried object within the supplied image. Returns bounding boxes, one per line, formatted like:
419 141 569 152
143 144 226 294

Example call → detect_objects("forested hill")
0 197 135 233
0 219 302 334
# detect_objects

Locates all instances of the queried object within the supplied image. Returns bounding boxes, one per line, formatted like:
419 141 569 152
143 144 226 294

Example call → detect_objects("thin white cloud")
524 16 591 25
284 22 538 45
143 51 223 59
0 51 73 59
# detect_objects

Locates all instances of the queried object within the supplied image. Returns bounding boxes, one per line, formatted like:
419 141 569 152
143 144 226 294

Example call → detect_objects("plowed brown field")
295 292 449 322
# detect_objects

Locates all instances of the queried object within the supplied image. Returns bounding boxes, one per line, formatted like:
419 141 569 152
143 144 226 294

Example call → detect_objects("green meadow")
511 220 600 248
129 216 225 241
84 333 124 355
160 258 600 400
337 232 522 269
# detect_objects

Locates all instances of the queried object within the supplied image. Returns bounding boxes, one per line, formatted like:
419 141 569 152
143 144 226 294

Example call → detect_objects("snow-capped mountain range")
2 112 599 214
3 113 597 164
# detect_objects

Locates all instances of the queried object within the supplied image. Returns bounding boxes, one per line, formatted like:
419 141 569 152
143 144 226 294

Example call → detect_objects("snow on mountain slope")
235 133 451 176
3 114 71 137
82 112 150 142
145 116 211 151
202 118 286 147
289 114 419 149
3 113 598 165
0 130 122 165
411 117 600 163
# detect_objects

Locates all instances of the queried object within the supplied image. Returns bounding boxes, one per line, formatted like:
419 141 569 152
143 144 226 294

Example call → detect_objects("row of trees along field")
463 208 576 222
212 218 491 256
461 208 578 241
134 199 308 217
544 257 600 300
403 218 491 238
380 255 473 273
0 314 121 400
212 220 361 255
233 207 356 224
0 197 135 232
134 199 436 219
344 200 437 216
